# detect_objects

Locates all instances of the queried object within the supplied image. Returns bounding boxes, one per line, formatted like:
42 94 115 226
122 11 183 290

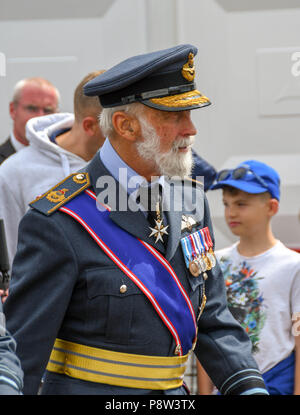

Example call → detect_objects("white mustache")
172 136 195 151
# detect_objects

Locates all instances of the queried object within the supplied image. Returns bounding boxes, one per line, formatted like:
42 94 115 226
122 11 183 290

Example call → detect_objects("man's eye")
44 108 55 114
26 105 38 112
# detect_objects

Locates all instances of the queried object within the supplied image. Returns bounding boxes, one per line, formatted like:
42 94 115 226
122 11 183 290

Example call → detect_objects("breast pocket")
85 266 147 345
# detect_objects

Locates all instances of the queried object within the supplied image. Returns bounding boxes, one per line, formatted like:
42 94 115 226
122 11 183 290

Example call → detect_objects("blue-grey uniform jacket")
0 301 23 394
4 153 267 395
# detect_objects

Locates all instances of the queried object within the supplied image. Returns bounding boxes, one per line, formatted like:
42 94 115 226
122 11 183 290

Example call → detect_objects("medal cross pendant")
149 219 169 243
149 201 169 243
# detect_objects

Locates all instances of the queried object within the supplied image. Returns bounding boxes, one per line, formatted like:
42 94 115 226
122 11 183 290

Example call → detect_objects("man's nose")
181 112 197 136
186 120 197 137
227 206 237 218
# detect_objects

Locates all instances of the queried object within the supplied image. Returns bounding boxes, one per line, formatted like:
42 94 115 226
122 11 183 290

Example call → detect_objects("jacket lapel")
109 209 166 254
163 180 182 261
0 136 16 160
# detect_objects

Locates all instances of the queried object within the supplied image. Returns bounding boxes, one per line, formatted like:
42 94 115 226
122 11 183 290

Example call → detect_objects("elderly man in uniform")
4 45 268 395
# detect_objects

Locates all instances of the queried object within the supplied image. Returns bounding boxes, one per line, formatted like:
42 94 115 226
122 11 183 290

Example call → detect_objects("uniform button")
120 284 127 294
76 173 85 181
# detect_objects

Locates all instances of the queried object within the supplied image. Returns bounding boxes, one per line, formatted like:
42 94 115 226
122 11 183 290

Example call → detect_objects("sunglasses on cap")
216 165 269 189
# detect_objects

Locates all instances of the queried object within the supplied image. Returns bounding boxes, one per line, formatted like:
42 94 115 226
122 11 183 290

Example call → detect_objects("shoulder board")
29 172 90 216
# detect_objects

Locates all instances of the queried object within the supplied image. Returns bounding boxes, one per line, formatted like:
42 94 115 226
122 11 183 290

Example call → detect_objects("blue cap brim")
210 179 269 195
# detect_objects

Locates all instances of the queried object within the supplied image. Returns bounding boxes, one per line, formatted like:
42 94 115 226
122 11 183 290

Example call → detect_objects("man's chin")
158 153 193 179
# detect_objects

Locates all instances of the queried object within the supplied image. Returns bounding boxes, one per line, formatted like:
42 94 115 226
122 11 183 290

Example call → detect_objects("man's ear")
112 111 140 142
82 116 99 136
9 101 17 121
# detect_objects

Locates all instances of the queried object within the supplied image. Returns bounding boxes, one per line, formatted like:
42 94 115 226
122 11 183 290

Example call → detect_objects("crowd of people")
0 43 299 395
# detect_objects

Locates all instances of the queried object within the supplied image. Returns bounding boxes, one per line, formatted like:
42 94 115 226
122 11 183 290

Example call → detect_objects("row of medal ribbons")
180 226 216 278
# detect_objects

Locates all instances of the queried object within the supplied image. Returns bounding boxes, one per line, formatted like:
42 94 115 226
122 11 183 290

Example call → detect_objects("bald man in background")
0 77 60 164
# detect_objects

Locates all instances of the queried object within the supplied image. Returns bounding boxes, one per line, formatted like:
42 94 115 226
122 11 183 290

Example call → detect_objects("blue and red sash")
59 189 197 356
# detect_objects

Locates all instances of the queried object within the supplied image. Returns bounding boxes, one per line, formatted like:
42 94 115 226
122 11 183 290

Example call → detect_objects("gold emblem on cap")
73 173 87 184
182 52 195 81
46 188 69 203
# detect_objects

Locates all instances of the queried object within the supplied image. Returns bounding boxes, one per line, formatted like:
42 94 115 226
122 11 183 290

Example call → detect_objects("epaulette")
29 172 90 216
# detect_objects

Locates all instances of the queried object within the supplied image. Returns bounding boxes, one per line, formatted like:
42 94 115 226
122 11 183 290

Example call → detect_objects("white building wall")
0 0 148 136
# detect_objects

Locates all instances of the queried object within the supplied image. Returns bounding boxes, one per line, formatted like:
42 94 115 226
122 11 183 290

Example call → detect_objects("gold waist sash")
47 338 189 390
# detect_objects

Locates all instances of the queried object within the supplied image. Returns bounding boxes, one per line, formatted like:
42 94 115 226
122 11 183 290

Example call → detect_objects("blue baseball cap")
210 160 280 200
83 44 211 111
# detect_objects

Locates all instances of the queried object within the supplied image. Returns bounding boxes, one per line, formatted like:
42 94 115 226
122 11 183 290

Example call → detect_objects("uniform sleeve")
0 302 23 394
4 209 78 395
194 195 268 395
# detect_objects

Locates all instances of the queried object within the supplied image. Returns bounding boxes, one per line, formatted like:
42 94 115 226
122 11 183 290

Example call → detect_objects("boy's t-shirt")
216 240 300 374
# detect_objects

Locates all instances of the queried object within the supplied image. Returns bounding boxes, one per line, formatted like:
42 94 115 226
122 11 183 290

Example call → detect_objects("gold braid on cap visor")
149 90 210 108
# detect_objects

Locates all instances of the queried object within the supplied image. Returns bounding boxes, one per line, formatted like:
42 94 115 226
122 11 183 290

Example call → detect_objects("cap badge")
182 52 195 81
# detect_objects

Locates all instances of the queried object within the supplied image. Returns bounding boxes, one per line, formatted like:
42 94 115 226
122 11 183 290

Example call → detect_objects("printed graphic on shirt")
218 256 267 353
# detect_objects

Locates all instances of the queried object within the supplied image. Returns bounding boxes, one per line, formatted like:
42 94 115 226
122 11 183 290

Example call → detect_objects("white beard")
135 116 194 179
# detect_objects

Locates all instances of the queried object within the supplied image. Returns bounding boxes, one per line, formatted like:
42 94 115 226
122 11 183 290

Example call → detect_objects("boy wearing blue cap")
198 160 300 395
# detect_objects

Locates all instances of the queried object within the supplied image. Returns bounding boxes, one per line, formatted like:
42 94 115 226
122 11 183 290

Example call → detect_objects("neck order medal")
149 202 169 244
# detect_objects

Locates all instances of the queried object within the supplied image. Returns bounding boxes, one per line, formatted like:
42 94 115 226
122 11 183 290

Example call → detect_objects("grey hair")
12 77 60 106
99 102 144 137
